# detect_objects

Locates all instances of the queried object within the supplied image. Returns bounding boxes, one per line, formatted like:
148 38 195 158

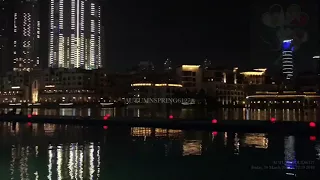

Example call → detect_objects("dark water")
0 122 319 179
1 107 320 121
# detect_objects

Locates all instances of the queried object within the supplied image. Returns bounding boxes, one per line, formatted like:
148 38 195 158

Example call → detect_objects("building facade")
49 0 102 69
176 65 202 92
202 67 245 105
13 0 40 72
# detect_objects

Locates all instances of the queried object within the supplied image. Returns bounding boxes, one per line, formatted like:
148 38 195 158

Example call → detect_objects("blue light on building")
282 39 294 80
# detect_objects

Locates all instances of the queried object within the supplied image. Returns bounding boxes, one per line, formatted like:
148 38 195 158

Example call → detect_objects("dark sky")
102 0 319 73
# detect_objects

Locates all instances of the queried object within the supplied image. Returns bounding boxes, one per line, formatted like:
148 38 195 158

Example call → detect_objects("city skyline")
0 1 319 74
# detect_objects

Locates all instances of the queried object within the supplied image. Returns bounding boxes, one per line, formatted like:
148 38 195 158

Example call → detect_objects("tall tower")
13 0 40 72
282 39 294 81
49 0 102 69
0 0 14 74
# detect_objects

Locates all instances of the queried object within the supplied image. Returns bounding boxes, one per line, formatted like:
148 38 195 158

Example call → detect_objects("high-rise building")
202 59 211 70
164 58 172 71
313 53 320 75
0 0 13 74
282 39 294 81
49 0 102 69
13 0 40 72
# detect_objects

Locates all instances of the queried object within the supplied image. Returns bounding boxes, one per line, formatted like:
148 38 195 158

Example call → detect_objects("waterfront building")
37 68 97 103
240 68 266 85
202 67 245 105
246 91 320 109
49 0 102 69
130 83 182 99
176 65 202 92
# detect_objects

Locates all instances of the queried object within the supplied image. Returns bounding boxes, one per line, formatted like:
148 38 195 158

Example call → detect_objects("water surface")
0 122 319 179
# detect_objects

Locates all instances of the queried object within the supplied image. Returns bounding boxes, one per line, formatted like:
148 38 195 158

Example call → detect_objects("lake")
0 121 319 179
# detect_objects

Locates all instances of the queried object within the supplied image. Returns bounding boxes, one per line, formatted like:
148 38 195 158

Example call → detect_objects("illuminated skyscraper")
282 39 294 80
49 0 102 69
0 0 13 74
13 0 40 72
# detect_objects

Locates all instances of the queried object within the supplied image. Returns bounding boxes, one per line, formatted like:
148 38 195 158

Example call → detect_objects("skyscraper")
0 0 13 74
282 39 294 81
49 0 102 69
13 0 40 72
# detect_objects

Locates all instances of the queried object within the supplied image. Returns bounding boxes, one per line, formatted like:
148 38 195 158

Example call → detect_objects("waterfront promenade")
0 114 318 135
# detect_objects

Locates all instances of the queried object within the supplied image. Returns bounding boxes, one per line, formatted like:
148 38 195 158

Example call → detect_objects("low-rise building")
202 67 245 105
37 68 97 103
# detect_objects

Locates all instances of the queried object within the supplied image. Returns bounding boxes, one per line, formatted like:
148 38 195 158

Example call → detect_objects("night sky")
102 0 319 73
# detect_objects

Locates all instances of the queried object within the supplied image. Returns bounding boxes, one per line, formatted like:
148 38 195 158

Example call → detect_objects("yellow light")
131 83 152 87
233 67 238 72
155 84 167 87
247 95 320 98
240 71 265 76
253 68 267 72
303 92 317 94
168 84 182 87
45 85 55 88
182 65 200 71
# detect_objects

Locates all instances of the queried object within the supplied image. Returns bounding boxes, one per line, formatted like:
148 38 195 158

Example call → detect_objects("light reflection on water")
0 123 319 179
1 108 320 122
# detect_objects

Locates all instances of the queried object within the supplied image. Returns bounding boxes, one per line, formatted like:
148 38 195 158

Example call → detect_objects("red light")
103 126 108 130
106 114 111 117
103 116 109 120
27 114 32 118
310 136 316 141
309 122 316 128
212 131 218 136
27 122 32 126
270 117 276 123
212 119 217 124
169 115 173 119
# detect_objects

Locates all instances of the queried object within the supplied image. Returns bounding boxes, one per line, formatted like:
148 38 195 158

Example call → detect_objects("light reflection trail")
35 171 39 180
79 146 83 180
97 146 100 178
284 136 296 176
57 145 62 180
10 145 16 180
48 145 53 180
315 142 320 160
69 144 75 179
89 143 94 179
75 144 79 179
